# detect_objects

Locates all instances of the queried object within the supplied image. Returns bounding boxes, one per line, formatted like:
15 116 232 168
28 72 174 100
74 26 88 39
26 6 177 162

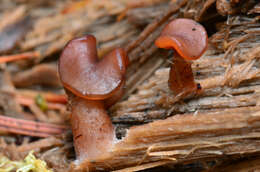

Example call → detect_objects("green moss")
35 94 48 112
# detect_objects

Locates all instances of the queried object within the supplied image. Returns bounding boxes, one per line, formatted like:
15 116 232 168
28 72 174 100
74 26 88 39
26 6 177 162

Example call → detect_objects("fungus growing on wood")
155 18 208 95
58 35 128 161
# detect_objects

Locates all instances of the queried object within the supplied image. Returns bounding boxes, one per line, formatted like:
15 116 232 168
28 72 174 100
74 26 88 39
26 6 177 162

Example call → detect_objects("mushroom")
58 35 128 161
155 18 208 95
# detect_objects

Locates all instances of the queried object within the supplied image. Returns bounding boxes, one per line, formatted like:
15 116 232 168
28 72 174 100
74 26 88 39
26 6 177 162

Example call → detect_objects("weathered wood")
73 106 260 171
1 1 260 171
69 15 260 171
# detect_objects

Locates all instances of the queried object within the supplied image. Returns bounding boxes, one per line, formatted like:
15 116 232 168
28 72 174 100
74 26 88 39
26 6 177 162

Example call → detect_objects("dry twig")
0 115 68 137
0 52 39 64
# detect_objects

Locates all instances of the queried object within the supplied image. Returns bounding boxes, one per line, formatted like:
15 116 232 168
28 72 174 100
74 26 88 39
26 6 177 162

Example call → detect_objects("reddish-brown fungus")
59 35 128 100
155 18 208 95
58 35 128 161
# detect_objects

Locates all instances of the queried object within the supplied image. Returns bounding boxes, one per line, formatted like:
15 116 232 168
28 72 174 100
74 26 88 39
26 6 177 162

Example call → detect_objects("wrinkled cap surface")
58 35 128 100
155 18 208 60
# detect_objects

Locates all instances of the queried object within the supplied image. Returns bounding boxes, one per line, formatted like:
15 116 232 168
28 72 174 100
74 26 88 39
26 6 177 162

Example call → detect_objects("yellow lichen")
0 151 52 172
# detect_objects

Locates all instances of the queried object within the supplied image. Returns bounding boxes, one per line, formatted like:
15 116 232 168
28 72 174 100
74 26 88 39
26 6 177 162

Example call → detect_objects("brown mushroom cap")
58 35 128 100
155 18 208 60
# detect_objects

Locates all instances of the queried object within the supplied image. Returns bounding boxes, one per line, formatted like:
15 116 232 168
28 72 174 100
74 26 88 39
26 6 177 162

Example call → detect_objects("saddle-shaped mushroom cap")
59 35 128 100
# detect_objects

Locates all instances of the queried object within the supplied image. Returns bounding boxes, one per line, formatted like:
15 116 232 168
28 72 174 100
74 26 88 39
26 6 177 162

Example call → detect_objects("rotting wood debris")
0 0 260 171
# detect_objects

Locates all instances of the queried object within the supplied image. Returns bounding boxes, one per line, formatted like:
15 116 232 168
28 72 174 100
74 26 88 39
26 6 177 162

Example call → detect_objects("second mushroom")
155 18 208 95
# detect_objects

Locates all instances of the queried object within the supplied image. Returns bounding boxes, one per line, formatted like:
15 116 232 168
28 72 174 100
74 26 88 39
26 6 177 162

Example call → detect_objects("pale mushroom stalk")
70 97 114 160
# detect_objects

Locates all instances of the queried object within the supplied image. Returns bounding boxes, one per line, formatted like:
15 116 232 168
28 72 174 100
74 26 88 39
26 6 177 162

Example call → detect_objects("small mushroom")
155 18 208 95
58 35 128 161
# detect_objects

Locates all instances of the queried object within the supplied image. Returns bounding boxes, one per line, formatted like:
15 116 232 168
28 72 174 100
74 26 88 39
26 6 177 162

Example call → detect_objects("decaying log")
72 106 260 171
68 15 260 171
1 0 260 171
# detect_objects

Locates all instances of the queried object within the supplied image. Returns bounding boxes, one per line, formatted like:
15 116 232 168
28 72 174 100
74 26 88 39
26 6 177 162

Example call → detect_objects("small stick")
16 95 66 111
17 90 67 104
44 94 67 104
0 125 51 137
0 115 67 131
0 51 40 64
16 136 63 152
0 115 68 137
